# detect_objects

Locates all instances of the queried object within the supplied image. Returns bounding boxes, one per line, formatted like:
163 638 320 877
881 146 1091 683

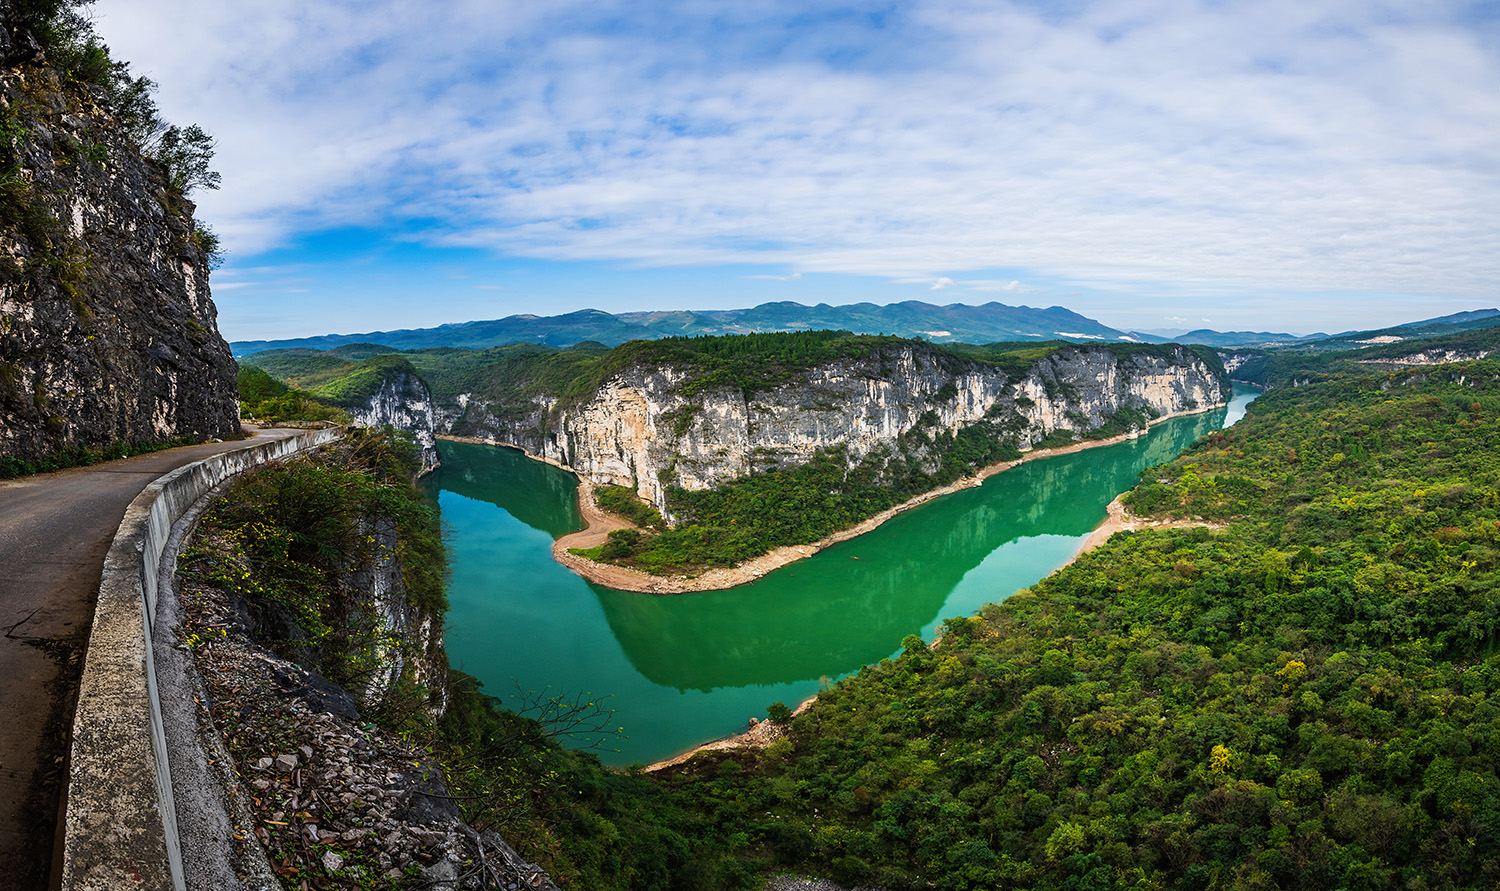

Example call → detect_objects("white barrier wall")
60 428 342 891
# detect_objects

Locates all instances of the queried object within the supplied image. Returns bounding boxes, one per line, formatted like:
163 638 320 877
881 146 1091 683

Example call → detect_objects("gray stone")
0 23 239 464
439 342 1228 517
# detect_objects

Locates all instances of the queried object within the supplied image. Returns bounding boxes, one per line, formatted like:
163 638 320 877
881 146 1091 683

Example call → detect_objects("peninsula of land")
443 399 1225 594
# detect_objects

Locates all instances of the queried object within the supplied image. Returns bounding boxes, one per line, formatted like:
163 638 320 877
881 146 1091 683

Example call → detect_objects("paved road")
0 427 303 890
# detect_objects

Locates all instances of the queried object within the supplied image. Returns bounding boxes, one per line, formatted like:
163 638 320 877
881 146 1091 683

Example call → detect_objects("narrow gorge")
441 341 1227 517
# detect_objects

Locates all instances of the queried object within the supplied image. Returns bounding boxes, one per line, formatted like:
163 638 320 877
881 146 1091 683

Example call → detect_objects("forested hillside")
241 332 1226 574
650 361 1500 889
1226 325 1500 390
219 348 1500 889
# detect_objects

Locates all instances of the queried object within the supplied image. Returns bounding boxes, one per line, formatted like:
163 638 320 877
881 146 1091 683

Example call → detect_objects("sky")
89 0 1500 342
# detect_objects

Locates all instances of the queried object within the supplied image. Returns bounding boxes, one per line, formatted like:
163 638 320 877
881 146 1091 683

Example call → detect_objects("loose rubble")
176 525 560 890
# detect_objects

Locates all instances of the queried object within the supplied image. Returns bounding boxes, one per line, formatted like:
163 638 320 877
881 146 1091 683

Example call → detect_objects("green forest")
239 331 1217 573
215 345 1500 889
645 360 1500 890
1224 326 1500 391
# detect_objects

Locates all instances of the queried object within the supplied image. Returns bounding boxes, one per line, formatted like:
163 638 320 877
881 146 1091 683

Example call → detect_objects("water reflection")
435 442 581 538
434 387 1260 763
593 403 1230 691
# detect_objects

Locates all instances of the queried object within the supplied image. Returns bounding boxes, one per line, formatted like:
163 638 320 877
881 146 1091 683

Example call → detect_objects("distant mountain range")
1308 308 1500 351
230 301 1133 356
230 301 1500 358
1131 329 1329 348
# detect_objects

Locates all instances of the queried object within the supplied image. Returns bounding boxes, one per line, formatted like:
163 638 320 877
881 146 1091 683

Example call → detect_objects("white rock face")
1219 351 1256 375
344 517 446 712
346 371 440 474
1357 348 1494 367
440 343 1227 514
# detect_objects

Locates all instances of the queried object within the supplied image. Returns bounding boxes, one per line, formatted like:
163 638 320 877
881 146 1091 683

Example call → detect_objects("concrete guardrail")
59 427 343 891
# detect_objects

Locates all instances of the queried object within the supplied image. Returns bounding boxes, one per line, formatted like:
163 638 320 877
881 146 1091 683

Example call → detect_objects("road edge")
59 428 342 891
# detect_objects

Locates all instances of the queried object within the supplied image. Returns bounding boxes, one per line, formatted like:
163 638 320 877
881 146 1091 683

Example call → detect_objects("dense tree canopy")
219 342 1500 889
653 361 1500 890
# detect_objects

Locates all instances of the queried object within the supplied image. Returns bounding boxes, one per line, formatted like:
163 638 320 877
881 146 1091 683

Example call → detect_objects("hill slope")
656 359 1500 889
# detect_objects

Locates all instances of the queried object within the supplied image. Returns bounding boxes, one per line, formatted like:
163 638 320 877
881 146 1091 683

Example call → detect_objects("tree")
149 124 221 195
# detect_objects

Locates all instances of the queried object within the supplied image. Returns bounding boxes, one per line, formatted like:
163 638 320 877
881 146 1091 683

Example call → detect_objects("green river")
433 386 1258 765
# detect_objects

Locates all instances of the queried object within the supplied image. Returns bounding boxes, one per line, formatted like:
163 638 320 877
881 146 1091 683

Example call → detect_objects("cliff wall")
0 5 238 462
1356 346 1496 367
343 368 440 474
443 343 1227 513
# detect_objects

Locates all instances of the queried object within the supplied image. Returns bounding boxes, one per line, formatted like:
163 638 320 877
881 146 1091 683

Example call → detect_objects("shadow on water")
592 402 1231 691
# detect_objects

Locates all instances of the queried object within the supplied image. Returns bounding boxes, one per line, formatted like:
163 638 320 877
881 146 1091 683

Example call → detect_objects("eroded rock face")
0 8 238 462
345 370 440 474
1357 348 1495 367
443 343 1228 514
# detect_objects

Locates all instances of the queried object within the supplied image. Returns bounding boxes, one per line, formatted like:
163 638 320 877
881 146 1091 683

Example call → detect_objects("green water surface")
435 387 1258 765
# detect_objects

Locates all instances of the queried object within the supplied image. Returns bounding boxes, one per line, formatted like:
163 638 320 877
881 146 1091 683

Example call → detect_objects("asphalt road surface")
0 427 302 890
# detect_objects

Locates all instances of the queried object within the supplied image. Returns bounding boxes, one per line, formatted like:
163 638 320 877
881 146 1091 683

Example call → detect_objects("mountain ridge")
234 301 1500 358
230 301 1142 355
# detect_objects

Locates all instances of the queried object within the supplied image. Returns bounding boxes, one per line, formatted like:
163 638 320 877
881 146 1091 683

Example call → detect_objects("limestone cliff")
343 516 446 708
342 366 440 474
0 4 238 463
1356 346 1496 367
443 342 1228 514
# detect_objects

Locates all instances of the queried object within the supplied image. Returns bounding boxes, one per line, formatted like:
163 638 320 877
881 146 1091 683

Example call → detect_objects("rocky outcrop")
1217 349 1271 383
1357 347 1495 367
444 343 1228 514
345 516 446 706
0 6 239 462
176 510 556 889
344 368 440 474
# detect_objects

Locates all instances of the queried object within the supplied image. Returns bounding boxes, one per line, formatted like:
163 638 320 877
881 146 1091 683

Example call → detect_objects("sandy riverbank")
522 401 1222 594
1068 494 1224 564
644 694 818 773
638 463 1226 770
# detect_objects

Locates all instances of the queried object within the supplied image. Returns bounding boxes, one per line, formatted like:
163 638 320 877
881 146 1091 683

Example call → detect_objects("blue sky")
91 0 1500 341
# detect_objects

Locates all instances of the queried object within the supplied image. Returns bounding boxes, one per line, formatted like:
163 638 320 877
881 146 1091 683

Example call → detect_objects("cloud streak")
91 0 1500 305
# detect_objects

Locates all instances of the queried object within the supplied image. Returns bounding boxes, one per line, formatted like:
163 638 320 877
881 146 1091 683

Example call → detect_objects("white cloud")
930 277 955 290
89 0 1500 304
965 280 1024 293
746 272 802 281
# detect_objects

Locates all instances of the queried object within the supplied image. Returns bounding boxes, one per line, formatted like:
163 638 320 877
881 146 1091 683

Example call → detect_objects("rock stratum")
0 3 238 463
443 341 1229 516
338 362 440 474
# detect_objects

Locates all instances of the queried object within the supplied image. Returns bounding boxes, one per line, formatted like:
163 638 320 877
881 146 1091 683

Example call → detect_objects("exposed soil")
643 694 818 773
1066 494 1225 565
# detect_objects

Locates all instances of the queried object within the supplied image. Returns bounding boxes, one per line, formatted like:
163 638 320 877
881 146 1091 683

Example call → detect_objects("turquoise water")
435 386 1258 765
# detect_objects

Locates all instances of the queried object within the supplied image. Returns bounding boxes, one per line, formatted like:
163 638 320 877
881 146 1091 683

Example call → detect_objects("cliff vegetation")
0 0 239 466
244 331 1227 574
179 429 761 889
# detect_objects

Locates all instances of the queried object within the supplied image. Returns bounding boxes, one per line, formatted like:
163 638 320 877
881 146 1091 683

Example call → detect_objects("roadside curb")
59 428 342 891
